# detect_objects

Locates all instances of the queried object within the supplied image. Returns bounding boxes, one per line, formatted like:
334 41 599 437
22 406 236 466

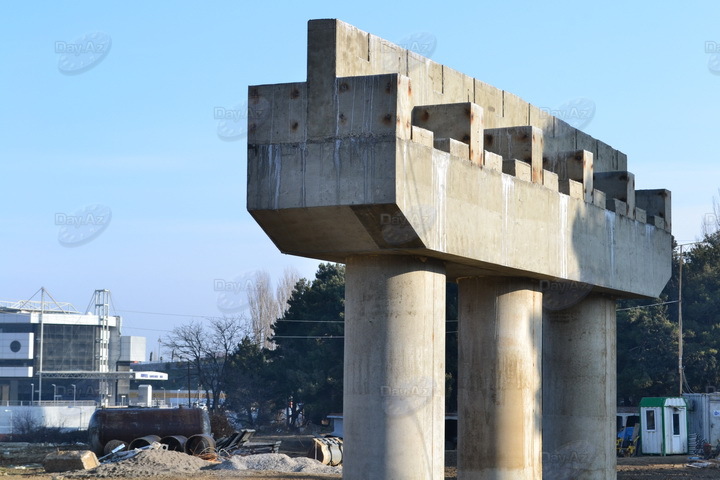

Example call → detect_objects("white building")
0 290 147 405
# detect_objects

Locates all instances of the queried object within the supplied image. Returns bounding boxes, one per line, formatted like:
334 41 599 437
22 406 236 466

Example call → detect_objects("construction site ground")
0 436 718 479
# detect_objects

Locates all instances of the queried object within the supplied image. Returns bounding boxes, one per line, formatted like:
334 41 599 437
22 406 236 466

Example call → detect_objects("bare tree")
276 266 300 317
703 191 720 237
247 271 275 349
164 316 244 410
247 268 300 350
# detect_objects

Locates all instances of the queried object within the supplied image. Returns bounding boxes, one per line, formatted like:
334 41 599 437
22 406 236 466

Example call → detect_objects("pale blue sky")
2 1 719 345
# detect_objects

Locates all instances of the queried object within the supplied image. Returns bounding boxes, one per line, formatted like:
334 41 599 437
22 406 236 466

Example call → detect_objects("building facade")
0 295 145 405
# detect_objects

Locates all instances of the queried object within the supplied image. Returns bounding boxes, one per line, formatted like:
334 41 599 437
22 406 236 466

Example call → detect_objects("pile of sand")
63 447 340 477
215 453 341 475
65 449 211 477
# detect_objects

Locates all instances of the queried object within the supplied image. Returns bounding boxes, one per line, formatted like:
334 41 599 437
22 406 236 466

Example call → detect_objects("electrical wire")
616 300 678 312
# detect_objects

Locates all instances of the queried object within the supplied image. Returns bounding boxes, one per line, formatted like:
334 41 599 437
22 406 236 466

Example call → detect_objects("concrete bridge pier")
457 277 543 480
343 255 446 480
543 294 617 480
247 18 673 480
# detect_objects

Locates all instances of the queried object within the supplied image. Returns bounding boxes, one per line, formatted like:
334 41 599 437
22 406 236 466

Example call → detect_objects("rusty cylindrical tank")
88 408 211 455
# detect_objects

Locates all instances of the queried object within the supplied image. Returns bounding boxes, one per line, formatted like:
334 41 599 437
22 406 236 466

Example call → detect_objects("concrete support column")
457 277 542 480
543 294 616 479
343 255 446 480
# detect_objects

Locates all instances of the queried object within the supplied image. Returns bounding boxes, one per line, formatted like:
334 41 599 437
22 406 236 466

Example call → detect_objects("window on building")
646 409 656 431
673 412 681 436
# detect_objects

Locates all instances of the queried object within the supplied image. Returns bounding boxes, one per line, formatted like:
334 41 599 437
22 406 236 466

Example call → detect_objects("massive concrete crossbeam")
247 18 672 480
248 22 671 298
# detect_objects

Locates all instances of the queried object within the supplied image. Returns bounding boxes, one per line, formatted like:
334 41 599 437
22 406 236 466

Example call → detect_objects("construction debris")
43 450 99 473
215 429 281 456
308 436 343 466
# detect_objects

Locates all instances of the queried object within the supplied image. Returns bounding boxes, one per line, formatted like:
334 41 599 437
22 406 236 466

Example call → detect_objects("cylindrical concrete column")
343 255 446 480
457 277 542 480
542 294 616 480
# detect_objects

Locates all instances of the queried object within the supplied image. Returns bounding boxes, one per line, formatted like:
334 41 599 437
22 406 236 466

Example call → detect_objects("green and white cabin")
639 397 688 455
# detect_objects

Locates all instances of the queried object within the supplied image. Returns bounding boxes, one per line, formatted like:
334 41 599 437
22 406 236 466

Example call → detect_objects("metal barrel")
128 434 161 450
327 437 343 466
102 439 127 456
308 436 343 466
87 408 211 455
185 433 216 456
160 435 187 452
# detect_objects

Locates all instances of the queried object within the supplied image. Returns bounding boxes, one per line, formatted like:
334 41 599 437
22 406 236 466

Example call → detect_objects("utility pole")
677 240 706 396
38 289 45 404
678 244 684 397
187 360 191 408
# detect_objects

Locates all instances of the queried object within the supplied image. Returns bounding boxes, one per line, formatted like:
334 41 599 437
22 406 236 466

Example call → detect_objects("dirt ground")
0 438 719 479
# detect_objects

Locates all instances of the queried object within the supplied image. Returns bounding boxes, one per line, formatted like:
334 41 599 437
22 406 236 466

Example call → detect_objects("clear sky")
2 1 719 350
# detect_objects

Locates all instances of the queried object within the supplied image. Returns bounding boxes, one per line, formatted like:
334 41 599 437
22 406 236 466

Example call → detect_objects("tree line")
164 226 720 428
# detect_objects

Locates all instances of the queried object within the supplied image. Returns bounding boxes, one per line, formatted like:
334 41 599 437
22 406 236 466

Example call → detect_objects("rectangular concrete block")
610 199 631 218
474 79 502 119
503 159 532 182
594 171 636 214
442 65 474 102
406 51 441 105
636 189 671 232
428 60 444 96
307 20 339 139
543 170 559 191
337 74 406 138
412 102 483 165
44 450 99 473
435 137 470 159
543 121 575 173
592 189 606 208
566 150 594 203
247 82 306 145
485 126 543 183
336 21 370 77
529 104 554 133
616 151 628 171
369 35 406 75
308 19 337 79
595 140 616 173
650 216 666 230
412 125 434 148
484 151 503 172
576 130 596 156
501 90 529 126
635 207 647 223
560 179 584 199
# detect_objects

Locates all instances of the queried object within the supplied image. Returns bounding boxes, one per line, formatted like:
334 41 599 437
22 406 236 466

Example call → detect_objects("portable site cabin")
640 397 688 455
683 393 720 447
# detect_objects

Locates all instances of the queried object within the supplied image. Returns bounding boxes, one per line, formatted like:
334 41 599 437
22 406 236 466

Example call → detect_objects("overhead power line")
616 300 678 312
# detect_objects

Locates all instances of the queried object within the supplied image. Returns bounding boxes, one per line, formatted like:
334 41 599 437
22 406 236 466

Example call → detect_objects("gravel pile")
62 446 341 477
213 453 342 475
65 449 212 477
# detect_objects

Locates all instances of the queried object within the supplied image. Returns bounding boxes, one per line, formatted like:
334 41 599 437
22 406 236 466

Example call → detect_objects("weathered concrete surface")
344 255 445 480
458 277 542 480
247 18 673 480
247 19 672 298
543 295 617 480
